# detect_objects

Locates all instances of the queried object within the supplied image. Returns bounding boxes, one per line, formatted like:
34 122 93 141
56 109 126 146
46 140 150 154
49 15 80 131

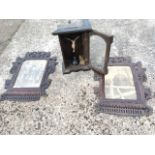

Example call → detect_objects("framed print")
0 52 57 101
94 57 152 116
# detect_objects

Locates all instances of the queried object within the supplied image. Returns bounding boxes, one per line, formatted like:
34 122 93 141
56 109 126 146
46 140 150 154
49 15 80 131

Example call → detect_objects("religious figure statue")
66 36 80 65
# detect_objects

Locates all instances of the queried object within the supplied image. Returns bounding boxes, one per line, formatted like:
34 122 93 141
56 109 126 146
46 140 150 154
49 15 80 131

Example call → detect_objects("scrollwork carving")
94 57 153 116
0 52 57 102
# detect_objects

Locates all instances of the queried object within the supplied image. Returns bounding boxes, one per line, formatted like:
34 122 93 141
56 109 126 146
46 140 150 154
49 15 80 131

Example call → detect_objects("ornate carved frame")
94 57 153 116
0 52 57 101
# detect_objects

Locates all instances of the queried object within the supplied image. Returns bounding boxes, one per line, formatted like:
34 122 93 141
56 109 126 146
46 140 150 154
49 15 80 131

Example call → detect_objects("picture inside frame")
105 66 137 100
14 60 47 88
0 52 57 101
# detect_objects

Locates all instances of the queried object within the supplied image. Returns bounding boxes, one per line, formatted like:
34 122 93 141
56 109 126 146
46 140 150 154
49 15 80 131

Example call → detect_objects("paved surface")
0 19 155 134
0 20 24 53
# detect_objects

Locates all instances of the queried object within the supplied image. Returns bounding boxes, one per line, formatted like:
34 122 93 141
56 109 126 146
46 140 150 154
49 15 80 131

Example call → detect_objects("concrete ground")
0 20 24 53
0 19 155 134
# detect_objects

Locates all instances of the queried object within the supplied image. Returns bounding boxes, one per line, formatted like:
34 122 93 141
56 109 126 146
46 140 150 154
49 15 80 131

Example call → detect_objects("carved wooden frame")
0 52 57 101
94 57 153 116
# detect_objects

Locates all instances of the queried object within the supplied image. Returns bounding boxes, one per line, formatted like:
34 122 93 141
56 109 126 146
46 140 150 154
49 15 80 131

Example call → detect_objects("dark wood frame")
94 57 153 116
0 52 57 101
57 29 113 74
53 19 92 74
53 19 113 74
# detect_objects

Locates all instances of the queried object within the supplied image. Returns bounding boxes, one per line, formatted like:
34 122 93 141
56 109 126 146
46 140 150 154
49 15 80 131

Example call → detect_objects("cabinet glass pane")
90 35 106 72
